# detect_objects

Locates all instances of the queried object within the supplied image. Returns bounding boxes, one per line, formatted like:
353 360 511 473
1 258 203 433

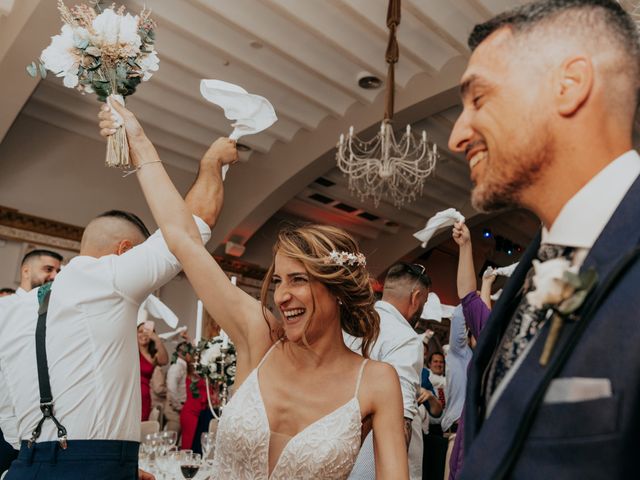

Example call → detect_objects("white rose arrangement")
191 336 237 400
27 1 159 168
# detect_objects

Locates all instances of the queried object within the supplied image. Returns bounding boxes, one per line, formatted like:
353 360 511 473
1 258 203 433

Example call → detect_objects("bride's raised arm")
99 99 275 372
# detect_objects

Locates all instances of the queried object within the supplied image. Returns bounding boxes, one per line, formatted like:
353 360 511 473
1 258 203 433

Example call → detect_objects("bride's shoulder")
359 359 401 396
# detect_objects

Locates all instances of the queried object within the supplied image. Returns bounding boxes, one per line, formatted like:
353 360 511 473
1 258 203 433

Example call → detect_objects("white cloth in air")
0 217 210 447
483 262 519 278
212 341 367 479
200 79 278 179
137 294 179 328
413 208 465 248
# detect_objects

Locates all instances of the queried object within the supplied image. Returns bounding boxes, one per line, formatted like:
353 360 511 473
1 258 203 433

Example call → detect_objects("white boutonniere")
526 258 598 366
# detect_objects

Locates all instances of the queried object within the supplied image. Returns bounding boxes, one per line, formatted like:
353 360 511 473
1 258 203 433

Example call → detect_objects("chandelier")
336 0 438 208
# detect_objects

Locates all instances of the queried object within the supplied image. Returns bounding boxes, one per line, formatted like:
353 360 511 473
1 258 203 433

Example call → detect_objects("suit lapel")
461 174 640 480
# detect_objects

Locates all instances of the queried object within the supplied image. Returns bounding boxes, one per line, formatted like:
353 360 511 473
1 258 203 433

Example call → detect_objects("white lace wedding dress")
212 342 367 479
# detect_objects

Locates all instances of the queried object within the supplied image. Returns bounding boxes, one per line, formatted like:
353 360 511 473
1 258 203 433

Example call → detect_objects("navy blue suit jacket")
459 175 640 480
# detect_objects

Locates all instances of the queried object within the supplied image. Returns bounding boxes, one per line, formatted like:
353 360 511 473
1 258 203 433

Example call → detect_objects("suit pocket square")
543 377 612 404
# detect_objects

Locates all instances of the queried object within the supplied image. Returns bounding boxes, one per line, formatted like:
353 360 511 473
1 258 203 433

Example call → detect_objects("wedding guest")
345 263 430 480
179 368 216 450
137 322 169 421
0 288 15 297
447 222 493 480
165 341 192 434
16 249 62 294
100 101 410 479
0 136 235 479
449 2 640 477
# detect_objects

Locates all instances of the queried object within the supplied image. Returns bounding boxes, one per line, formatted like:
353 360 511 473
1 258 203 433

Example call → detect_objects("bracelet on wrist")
122 160 163 178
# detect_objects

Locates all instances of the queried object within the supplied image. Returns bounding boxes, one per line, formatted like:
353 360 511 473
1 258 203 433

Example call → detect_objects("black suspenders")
27 285 68 449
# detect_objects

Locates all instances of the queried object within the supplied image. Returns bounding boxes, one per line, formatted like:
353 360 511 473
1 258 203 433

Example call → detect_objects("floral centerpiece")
27 1 159 169
192 336 236 415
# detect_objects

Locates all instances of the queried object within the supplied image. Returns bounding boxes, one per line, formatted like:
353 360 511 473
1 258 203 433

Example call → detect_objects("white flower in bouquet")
40 25 80 88
140 50 159 81
91 9 141 54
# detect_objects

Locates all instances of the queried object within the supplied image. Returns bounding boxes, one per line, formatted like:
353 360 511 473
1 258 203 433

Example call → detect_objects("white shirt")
166 357 188 411
488 150 640 415
0 217 210 447
344 300 424 480
14 288 27 297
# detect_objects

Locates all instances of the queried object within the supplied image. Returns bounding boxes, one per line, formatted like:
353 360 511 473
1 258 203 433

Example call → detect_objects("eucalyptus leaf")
87 62 102 72
75 38 89 50
557 289 588 315
26 62 37 78
562 270 582 289
38 63 47 79
85 46 101 57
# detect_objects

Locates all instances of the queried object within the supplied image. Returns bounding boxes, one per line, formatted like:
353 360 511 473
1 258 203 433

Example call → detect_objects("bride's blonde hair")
260 224 380 357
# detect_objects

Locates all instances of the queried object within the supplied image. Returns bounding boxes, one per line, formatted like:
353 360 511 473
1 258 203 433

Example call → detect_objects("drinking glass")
201 432 216 460
161 430 178 447
180 452 202 479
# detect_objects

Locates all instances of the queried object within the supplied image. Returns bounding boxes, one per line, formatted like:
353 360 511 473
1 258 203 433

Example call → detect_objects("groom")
447 1 640 479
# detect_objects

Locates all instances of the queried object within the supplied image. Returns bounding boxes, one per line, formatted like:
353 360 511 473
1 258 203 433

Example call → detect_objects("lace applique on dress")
212 342 367 479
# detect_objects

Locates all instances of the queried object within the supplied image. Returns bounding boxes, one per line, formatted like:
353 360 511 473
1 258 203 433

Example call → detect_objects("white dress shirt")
488 150 640 414
0 217 210 447
344 300 424 480
166 357 188 411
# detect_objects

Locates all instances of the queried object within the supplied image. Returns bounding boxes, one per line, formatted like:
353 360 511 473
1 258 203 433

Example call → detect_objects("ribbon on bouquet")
200 79 278 180
413 208 465 248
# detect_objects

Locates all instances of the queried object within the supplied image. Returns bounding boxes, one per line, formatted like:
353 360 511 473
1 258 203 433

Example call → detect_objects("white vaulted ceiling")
1 0 543 276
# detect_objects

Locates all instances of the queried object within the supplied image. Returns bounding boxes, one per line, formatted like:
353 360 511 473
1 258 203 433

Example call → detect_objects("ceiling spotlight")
482 228 492 239
357 71 383 90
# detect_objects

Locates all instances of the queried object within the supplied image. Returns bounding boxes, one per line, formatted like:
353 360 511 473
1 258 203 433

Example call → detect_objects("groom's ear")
555 55 593 117
116 239 134 255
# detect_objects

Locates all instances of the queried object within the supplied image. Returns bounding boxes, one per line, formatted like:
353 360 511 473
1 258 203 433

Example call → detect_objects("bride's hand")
98 95 145 141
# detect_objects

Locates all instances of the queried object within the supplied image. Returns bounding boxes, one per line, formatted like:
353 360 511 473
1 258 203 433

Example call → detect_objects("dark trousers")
423 433 448 480
0 428 18 474
6 440 139 480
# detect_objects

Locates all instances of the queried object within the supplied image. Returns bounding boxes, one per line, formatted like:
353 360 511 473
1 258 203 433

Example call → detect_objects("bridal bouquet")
27 1 159 168
192 336 237 399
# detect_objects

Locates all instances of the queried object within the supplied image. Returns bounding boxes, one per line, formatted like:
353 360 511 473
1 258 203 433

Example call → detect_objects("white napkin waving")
200 79 277 179
137 294 179 329
414 208 465 248
158 326 188 341
483 262 519 279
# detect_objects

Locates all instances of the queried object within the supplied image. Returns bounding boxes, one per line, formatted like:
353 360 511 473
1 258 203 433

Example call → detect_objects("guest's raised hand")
202 137 239 169
452 221 470 247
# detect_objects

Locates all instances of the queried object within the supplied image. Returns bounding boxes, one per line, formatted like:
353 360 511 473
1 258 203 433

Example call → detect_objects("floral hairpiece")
323 250 367 268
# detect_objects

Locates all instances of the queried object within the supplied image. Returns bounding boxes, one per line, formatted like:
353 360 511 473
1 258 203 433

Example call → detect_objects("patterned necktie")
485 244 575 403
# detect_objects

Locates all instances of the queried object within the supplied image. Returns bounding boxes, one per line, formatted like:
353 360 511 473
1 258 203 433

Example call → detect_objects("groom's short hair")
96 210 150 239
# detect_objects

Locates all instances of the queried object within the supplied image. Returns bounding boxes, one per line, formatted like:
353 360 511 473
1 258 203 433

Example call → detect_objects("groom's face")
448 27 555 213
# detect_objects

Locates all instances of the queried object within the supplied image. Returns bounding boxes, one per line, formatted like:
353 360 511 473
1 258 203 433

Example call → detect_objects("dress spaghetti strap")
257 339 281 370
354 359 368 397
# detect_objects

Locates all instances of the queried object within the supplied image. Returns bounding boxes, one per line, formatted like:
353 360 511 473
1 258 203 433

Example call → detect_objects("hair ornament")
324 250 367 268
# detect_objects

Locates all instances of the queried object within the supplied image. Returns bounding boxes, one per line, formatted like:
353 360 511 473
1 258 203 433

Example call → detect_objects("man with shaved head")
0 137 237 479
448 1 640 479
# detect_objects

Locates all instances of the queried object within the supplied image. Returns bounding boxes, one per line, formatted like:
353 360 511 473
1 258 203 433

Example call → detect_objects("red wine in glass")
181 465 200 479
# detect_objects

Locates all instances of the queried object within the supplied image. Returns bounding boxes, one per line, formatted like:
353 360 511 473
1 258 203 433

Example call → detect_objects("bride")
99 100 409 479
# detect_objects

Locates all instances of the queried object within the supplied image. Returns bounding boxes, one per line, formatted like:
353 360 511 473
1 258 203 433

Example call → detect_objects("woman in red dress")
180 367 218 450
138 322 169 421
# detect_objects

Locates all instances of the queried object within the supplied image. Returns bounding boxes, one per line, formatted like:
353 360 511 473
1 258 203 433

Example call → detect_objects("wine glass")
180 452 202 479
201 432 216 460
161 430 178 448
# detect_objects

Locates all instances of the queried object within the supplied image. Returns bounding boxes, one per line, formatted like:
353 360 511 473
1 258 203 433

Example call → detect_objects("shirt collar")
15 287 28 297
542 150 640 249
375 300 412 329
